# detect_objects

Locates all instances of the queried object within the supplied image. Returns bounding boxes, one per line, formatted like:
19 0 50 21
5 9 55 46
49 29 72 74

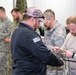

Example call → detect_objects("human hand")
61 50 73 58
52 46 60 53
4 37 11 43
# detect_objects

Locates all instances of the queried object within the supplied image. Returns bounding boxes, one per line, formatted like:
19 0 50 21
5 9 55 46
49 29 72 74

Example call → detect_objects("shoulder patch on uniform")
33 37 41 43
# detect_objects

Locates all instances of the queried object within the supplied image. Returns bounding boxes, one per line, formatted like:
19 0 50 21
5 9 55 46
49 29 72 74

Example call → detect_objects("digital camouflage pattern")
44 21 66 75
0 17 12 75
8 20 20 75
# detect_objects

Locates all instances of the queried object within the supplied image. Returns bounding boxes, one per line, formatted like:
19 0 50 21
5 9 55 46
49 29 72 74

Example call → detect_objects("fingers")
52 46 60 53
61 50 73 58
4 38 11 43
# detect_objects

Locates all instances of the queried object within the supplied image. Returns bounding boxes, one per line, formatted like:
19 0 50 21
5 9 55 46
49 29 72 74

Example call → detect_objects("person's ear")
31 17 35 23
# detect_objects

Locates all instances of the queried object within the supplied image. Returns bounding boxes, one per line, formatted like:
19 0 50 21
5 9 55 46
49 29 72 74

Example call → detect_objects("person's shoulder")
56 21 65 28
5 17 13 24
7 18 12 23
24 29 39 40
66 33 71 37
21 26 36 36
64 33 72 41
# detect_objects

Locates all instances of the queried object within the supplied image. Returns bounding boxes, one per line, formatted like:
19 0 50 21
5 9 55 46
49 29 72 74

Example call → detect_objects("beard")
15 17 20 21
46 27 50 30
14 16 20 21
44 24 50 30
71 33 76 36
44 22 51 30
34 24 38 31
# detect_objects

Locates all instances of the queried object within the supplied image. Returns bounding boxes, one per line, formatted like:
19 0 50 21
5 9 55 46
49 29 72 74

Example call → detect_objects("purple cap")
25 7 44 22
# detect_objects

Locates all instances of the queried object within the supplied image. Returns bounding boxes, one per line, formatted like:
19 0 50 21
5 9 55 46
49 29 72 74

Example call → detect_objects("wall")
0 0 16 21
26 0 76 26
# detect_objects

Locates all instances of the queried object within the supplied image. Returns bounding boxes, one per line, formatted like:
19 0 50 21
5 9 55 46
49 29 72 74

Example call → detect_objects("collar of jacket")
19 22 34 31
49 21 61 32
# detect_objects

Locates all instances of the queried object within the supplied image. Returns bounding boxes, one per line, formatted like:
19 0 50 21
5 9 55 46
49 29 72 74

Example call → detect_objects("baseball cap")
25 6 44 22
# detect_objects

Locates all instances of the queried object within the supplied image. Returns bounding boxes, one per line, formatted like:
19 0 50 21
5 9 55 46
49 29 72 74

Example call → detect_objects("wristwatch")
72 52 75 58
74 54 76 59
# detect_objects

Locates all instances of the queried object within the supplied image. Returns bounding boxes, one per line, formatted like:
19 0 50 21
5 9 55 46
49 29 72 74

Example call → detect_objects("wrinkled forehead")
43 12 52 20
67 24 76 29
67 23 76 26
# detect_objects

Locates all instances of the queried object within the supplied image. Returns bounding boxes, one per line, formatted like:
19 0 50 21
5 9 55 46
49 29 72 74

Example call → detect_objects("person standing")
11 6 64 75
43 9 66 49
61 16 76 75
0 6 13 75
6 7 23 75
43 9 66 75
11 7 23 34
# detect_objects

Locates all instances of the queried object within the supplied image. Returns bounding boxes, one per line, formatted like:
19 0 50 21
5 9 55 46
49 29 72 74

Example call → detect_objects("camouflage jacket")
0 17 12 39
0 17 12 51
44 21 66 50
10 20 20 36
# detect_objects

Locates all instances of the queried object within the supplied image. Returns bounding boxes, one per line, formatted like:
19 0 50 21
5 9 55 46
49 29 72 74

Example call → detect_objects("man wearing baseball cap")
11 6 64 75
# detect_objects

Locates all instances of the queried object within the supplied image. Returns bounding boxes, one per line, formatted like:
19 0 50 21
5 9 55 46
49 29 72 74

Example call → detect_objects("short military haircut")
23 13 32 20
66 16 76 24
43 9 55 19
0 6 5 12
11 7 21 13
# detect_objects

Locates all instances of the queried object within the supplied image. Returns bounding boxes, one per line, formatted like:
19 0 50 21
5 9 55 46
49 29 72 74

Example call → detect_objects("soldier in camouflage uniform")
0 6 13 75
43 9 66 75
11 7 23 34
6 8 23 75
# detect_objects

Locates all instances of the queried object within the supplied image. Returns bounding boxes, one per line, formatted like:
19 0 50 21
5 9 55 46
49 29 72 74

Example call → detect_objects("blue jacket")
11 22 64 75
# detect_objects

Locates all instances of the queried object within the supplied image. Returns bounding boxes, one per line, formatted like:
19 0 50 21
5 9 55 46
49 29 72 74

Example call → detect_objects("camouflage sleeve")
1 20 13 38
5 21 13 37
54 34 65 47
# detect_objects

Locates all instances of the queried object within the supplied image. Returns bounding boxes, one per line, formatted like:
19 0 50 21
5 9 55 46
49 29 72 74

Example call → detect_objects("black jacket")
11 22 64 75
